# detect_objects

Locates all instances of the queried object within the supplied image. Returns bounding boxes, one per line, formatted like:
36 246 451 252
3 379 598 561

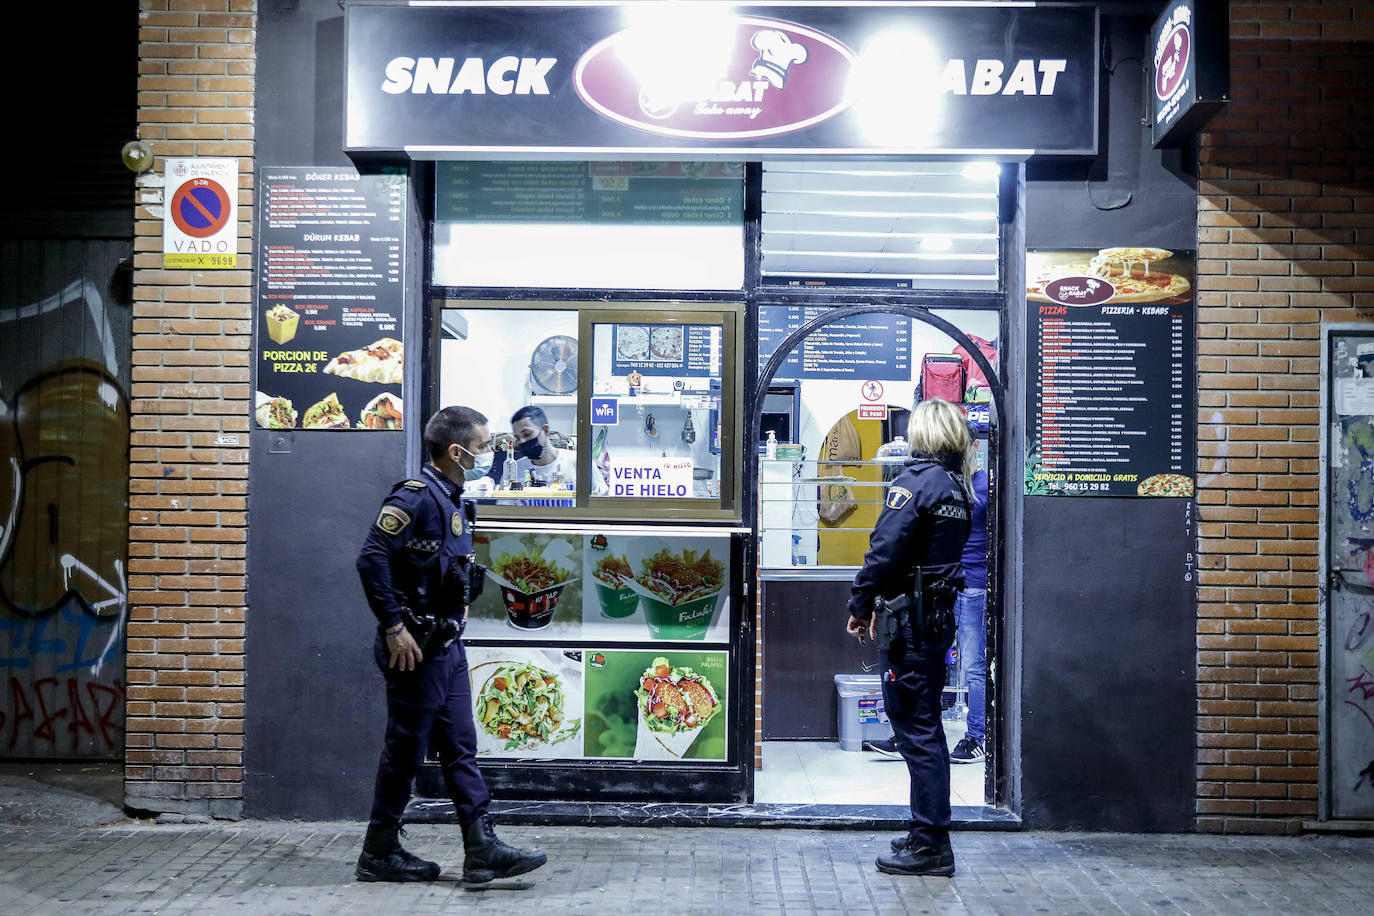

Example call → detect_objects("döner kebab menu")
1026 247 1196 497
254 167 407 431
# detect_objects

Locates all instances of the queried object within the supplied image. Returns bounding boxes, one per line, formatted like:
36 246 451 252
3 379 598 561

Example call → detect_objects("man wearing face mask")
508 405 599 491
355 406 546 885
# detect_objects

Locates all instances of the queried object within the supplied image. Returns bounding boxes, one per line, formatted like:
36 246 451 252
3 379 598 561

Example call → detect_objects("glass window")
438 306 581 507
434 302 741 520
432 161 745 290
590 320 725 502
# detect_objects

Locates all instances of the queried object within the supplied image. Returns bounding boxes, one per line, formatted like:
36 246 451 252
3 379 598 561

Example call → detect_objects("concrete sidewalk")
1 819 1371 915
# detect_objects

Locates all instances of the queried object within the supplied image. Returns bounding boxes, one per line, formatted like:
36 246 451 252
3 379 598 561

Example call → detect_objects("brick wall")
126 0 256 818
1195 0 1373 834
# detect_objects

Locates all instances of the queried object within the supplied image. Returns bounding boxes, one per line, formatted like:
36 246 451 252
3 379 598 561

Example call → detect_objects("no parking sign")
163 158 238 269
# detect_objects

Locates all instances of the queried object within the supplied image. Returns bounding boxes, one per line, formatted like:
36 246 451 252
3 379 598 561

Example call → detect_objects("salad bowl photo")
470 654 583 758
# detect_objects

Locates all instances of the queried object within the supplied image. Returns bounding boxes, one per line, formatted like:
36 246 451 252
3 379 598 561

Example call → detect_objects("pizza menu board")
609 324 721 378
1025 248 1196 497
254 167 406 432
758 305 912 380
435 161 744 224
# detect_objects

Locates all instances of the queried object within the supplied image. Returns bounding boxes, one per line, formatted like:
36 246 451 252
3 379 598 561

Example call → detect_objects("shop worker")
845 398 973 877
493 404 605 493
355 406 547 884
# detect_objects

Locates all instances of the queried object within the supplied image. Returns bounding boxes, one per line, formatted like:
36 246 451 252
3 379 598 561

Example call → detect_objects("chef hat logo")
1086 279 1100 291
750 30 808 89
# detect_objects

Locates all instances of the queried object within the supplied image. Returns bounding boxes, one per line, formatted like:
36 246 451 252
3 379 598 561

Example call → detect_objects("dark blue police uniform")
357 464 491 831
848 455 971 852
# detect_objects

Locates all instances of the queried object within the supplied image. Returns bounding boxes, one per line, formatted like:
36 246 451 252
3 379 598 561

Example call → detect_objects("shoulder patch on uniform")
451 512 464 537
886 486 913 510
402 479 426 489
376 505 412 535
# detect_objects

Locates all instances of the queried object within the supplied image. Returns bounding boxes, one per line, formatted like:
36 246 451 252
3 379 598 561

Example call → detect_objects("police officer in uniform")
846 399 973 877
355 406 546 884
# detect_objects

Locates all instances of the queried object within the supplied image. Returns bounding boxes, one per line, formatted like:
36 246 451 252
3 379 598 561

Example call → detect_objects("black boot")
462 813 547 883
875 837 955 877
355 824 441 882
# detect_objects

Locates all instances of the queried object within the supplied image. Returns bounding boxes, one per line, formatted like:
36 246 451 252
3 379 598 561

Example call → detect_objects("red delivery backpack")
919 354 966 403
954 335 998 389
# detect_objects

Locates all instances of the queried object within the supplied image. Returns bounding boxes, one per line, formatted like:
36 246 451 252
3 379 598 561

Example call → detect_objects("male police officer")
355 406 546 884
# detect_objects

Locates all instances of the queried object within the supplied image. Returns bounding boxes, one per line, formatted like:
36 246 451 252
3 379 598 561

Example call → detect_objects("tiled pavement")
2 821 1372 915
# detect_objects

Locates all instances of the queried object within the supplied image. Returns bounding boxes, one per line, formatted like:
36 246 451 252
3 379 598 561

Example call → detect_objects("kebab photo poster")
464 531 731 643
1025 247 1197 498
253 167 406 432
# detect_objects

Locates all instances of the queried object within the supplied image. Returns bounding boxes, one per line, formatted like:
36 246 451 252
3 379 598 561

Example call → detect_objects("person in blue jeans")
951 467 988 763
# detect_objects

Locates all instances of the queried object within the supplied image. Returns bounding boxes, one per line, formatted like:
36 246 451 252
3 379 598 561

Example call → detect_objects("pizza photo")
649 326 683 361
617 326 650 361
1137 473 1195 497
1027 248 1191 305
323 337 404 384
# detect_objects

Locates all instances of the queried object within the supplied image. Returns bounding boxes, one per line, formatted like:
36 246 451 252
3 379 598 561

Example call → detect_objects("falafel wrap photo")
582 650 728 761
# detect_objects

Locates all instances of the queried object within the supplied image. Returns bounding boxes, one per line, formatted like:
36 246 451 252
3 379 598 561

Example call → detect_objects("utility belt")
873 572 961 656
399 554 486 655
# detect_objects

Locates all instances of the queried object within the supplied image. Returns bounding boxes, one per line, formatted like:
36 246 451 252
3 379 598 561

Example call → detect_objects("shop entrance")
749 304 1004 812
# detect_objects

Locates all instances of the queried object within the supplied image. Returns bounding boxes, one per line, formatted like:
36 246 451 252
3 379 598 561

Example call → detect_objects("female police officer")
846 398 973 877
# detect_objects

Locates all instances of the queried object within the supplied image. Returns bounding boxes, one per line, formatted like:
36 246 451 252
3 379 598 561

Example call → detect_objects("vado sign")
608 456 694 498
344 3 1099 157
163 158 238 269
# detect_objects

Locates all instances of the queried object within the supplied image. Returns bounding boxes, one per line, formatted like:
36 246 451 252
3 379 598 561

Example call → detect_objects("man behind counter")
355 406 546 884
486 405 607 494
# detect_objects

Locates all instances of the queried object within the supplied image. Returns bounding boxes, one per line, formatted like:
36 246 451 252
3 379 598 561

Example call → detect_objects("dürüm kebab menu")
1026 248 1196 497
254 167 407 431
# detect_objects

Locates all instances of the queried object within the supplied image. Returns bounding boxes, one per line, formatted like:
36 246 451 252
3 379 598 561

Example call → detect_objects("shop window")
760 161 1000 291
435 301 742 521
432 162 745 291
590 320 724 502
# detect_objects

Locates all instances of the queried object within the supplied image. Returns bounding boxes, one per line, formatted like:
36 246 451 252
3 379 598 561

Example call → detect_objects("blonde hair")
907 398 975 494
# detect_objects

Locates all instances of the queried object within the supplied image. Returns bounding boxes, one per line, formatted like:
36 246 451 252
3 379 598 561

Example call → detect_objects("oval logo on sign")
1154 24 1190 101
574 16 856 140
1044 276 1116 306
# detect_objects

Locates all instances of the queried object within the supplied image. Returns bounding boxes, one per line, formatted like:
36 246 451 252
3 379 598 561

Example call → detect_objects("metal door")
1321 325 1374 820
0 239 131 759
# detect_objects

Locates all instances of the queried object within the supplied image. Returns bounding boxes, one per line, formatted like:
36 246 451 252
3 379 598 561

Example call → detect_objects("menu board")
610 324 720 378
465 530 731 643
758 305 912 380
436 161 744 224
254 167 406 431
468 646 728 762
1025 248 1196 497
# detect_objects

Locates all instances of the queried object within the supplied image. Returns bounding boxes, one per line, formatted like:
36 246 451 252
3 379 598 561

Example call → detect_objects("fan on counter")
529 334 578 395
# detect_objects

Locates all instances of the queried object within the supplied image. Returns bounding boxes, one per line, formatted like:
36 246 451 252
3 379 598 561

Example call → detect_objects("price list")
1028 299 1194 496
758 305 911 380
254 167 407 431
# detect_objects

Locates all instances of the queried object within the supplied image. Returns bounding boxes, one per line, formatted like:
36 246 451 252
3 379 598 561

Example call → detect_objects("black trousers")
368 633 491 831
883 633 954 850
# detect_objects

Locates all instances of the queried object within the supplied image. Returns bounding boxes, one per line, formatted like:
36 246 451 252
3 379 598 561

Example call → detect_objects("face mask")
515 437 545 461
458 444 493 477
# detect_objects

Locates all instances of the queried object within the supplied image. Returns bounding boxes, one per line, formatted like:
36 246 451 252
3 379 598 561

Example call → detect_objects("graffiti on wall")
1 267 131 758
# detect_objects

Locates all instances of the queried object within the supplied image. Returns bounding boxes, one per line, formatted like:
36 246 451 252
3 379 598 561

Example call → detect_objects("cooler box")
834 674 893 751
